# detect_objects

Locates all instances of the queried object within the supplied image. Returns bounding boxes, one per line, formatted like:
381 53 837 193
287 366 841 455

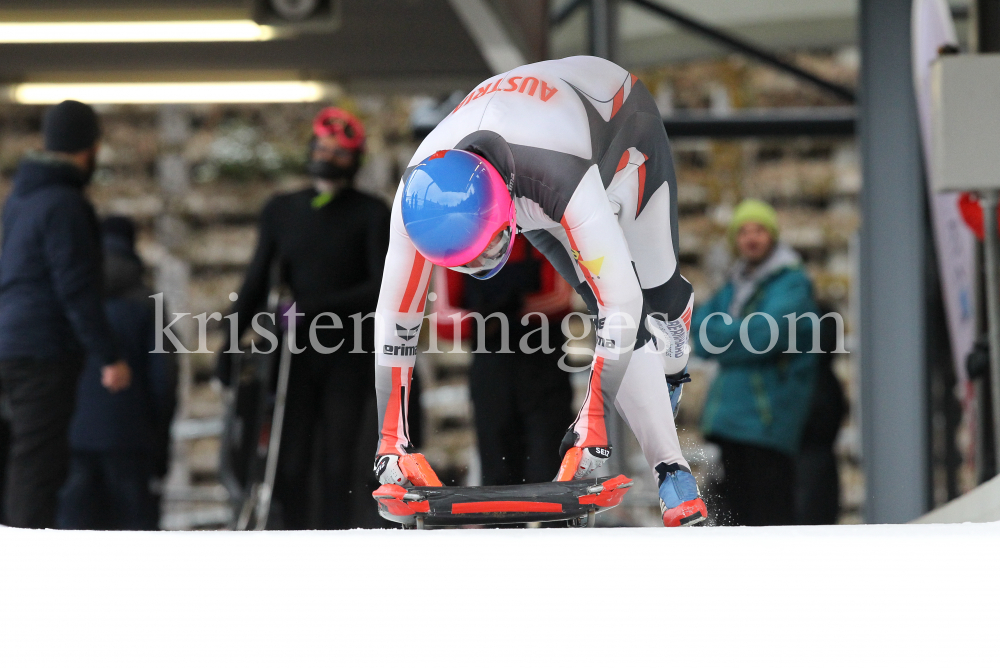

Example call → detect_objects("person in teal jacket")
691 199 818 526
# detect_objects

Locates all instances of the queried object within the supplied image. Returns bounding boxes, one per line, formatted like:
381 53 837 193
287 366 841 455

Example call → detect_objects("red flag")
957 192 998 241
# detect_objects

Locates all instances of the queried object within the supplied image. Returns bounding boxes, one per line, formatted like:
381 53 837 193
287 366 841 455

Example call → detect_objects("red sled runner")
373 454 633 529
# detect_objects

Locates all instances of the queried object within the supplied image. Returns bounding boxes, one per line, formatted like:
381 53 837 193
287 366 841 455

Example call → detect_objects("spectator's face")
311 134 355 170
85 142 99 172
735 221 775 265
72 141 99 183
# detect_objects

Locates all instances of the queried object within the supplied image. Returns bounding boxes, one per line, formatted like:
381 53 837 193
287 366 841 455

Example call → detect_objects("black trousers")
0 403 9 525
794 440 840 525
274 349 374 530
469 349 574 486
711 436 795 527
0 356 83 529
57 450 157 530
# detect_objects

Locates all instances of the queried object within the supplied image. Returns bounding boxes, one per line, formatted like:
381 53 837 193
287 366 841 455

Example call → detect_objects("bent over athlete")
373 56 707 527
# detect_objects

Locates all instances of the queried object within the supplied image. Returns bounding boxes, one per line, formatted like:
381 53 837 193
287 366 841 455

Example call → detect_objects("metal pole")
981 191 1000 471
589 0 616 62
254 333 293 530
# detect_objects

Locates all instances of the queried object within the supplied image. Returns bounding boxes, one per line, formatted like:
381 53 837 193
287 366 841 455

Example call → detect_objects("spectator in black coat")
57 217 177 530
0 100 131 528
216 108 390 529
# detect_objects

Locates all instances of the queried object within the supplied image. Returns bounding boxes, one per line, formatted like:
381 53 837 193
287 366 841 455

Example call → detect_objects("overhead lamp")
7 81 336 105
0 20 275 43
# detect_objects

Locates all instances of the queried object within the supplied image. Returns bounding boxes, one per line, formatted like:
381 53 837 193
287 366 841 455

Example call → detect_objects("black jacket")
226 186 391 353
69 239 176 470
0 155 118 364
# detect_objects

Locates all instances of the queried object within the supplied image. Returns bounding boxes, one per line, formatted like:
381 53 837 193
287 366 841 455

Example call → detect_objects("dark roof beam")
662 107 856 138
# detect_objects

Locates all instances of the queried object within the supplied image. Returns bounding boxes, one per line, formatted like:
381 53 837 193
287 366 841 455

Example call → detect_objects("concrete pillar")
858 0 929 522
156 105 194 493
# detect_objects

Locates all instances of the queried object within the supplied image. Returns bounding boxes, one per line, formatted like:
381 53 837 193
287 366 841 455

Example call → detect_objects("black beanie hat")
43 100 100 153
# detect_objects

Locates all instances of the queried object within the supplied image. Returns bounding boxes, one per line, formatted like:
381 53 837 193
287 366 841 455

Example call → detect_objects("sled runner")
373 454 633 529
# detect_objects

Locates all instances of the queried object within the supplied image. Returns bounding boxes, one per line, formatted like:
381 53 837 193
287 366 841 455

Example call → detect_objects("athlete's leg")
613 339 687 475
603 113 694 474
598 110 706 525
523 198 645 482
556 167 645 479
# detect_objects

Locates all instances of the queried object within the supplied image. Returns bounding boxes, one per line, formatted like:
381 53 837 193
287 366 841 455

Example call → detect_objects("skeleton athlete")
373 56 707 526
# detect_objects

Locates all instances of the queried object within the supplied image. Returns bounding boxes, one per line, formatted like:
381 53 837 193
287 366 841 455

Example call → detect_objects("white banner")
912 0 978 384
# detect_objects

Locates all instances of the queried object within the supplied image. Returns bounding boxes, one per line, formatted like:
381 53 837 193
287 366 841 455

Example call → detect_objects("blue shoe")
656 464 707 527
666 370 691 418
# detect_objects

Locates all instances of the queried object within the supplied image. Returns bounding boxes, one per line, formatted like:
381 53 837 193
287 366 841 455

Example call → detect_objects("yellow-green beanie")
728 198 778 245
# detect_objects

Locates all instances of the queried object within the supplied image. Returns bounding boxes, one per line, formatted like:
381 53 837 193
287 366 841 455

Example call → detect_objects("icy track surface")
1 523 997 667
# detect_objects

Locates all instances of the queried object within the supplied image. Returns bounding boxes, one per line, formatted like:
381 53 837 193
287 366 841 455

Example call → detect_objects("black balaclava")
307 140 361 181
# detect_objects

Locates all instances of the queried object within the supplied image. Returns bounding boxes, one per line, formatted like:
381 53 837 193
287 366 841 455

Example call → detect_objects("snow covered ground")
2 522 997 667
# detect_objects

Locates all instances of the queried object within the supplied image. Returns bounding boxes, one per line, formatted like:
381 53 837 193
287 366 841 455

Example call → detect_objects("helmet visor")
449 225 513 279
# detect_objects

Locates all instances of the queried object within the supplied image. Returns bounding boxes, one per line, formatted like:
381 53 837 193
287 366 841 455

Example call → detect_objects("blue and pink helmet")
401 149 516 280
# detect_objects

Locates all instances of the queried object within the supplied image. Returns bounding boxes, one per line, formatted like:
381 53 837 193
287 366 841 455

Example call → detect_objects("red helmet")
312 107 366 152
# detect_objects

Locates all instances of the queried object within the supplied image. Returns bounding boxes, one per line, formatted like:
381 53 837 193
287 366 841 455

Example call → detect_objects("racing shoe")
656 463 707 527
665 369 691 419
554 430 612 481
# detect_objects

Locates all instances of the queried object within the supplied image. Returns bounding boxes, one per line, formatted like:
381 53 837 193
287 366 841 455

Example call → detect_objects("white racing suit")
374 56 694 482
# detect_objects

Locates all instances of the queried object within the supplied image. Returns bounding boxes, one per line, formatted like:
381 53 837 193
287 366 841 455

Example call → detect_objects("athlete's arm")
373 183 432 461
558 165 645 448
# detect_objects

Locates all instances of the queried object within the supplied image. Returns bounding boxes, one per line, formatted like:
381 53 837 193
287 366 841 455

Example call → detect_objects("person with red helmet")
373 56 707 527
217 107 394 529
308 107 366 183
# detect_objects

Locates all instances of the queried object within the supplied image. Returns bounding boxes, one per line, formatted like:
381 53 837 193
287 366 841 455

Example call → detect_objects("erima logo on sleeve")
384 323 419 356
396 323 419 341
384 344 418 356
595 317 616 350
